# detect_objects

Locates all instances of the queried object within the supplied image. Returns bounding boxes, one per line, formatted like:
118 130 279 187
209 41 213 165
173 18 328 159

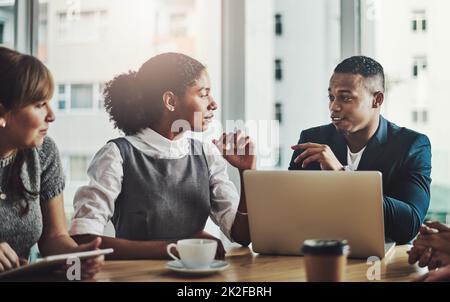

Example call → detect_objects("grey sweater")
0 137 65 258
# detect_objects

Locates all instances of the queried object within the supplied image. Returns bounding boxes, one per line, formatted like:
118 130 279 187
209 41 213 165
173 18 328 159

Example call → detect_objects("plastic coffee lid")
302 239 350 256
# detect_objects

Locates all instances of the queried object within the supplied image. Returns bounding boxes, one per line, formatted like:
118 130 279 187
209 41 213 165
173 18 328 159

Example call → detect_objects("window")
275 102 283 124
69 155 90 182
169 12 188 37
0 22 4 44
57 9 108 44
266 0 340 170
58 84 65 94
412 110 418 123
275 13 283 36
70 84 93 109
58 100 66 110
57 84 67 110
365 0 449 223
423 110 428 123
55 83 107 112
412 10 427 32
412 109 429 125
412 56 427 78
37 1 48 62
275 59 283 81
36 0 222 230
97 83 105 109
0 1 15 48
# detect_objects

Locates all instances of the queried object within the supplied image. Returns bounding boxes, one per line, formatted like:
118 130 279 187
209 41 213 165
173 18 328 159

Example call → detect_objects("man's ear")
162 91 177 112
372 91 384 109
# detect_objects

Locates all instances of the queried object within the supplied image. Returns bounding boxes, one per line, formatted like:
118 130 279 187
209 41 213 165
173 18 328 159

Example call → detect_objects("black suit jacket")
289 116 432 244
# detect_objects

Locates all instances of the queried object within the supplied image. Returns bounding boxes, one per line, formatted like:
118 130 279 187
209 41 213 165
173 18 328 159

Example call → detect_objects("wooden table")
93 245 427 282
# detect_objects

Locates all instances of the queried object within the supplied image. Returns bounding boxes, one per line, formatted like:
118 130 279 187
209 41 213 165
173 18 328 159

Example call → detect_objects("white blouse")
69 128 240 240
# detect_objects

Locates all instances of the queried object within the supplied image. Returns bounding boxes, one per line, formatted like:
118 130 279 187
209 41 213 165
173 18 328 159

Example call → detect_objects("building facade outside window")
68 155 90 182
35 0 222 235
413 56 427 78
365 0 450 223
275 13 283 36
0 0 15 48
412 109 429 125
412 10 427 32
0 22 4 43
275 58 283 81
70 84 93 109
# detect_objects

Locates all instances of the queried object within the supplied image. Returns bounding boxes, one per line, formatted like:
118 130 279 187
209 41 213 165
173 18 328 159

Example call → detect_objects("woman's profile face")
2 100 55 149
176 69 218 132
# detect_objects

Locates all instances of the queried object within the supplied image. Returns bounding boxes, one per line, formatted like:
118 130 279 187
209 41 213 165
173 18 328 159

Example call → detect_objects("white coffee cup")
167 239 218 269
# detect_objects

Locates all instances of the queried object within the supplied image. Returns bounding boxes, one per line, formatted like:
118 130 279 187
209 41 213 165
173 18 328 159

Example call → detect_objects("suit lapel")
331 129 348 166
357 116 388 171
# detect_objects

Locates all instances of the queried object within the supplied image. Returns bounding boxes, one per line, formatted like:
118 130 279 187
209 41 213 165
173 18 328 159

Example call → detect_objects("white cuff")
69 218 106 236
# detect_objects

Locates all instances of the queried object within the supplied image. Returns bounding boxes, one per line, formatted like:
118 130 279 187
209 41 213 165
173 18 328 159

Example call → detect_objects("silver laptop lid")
243 171 385 259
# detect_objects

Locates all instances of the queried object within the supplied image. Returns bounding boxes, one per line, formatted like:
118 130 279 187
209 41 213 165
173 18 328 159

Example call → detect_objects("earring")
170 108 175 112
0 120 6 128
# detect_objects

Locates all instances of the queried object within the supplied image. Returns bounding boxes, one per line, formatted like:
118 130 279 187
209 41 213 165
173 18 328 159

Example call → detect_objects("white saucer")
166 260 229 274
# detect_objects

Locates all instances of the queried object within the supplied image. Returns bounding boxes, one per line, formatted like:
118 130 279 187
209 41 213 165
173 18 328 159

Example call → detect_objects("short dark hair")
103 53 206 136
334 56 385 92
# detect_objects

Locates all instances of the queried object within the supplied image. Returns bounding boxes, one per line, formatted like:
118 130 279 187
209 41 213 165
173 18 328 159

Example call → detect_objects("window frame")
0 21 4 43
15 0 38 54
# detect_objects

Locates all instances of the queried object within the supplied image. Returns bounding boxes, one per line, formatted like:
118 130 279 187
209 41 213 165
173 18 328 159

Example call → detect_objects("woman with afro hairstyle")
69 53 255 259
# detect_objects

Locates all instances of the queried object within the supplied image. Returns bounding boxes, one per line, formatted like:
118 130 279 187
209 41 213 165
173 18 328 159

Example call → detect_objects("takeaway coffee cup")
302 239 350 282
167 239 217 269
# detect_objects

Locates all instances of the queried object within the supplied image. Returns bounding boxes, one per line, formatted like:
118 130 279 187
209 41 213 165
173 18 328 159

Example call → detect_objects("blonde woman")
0 47 104 279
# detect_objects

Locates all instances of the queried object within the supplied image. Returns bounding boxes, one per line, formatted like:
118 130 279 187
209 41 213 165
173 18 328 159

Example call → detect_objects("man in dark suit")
289 56 432 245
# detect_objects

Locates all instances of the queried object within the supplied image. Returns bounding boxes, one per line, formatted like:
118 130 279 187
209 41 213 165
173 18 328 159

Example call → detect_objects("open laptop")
243 171 395 259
